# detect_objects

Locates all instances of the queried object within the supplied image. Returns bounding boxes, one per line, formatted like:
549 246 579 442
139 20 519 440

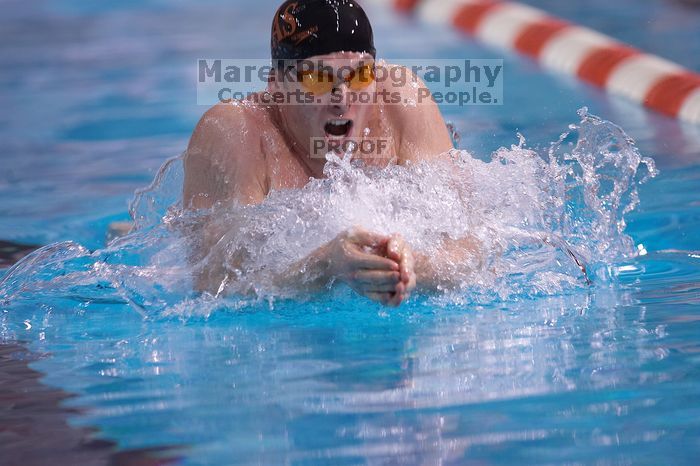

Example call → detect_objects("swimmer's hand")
385 234 417 306
320 227 406 306
278 227 417 306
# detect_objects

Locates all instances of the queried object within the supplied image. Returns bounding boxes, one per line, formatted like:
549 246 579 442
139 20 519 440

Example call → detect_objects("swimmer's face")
270 52 377 158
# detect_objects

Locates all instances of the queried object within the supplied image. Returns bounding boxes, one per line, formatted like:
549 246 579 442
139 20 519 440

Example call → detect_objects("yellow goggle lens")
298 70 335 95
348 64 375 91
297 65 376 95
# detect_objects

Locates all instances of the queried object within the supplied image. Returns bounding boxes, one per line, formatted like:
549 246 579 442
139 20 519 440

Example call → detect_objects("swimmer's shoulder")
376 64 453 163
376 64 425 127
376 63 425 95
186 101 268 168
184 101 271 207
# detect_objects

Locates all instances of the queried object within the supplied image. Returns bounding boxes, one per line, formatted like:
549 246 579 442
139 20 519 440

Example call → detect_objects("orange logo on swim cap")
272 2 299 45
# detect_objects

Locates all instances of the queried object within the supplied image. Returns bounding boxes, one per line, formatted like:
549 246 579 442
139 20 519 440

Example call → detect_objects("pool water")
2 0 700 464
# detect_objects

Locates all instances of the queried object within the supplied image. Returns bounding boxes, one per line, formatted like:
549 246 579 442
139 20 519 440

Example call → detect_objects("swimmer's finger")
388 235 414 277
387 291 405 307
387 236 402 262
365 292 392 306
355 279 402 293
396 282 405 295
357 282 400 293
406 270 416 293
354 275 401 293
393 275 414 305
354 270 401 286
387 236 415 287
401 252 416 288
349 251 399 270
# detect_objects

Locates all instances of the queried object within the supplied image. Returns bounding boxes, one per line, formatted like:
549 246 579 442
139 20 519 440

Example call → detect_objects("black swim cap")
271 0 376 63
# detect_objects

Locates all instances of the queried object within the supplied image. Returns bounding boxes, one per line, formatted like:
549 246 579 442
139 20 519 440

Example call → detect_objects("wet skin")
183 52 454 306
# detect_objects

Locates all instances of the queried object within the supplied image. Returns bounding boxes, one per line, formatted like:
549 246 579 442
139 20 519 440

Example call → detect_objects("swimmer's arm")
272 228 403 305
183 104 267 210
382 233 483 304
389 70 454 164
183 104 268 293
270 243 334 293
413 235 485 291
280 233 485 297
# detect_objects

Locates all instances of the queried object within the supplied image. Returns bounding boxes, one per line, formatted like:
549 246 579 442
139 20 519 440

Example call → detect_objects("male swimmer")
184 0 479 306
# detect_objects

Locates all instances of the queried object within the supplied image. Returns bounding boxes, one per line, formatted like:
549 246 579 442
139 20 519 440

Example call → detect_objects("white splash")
0 110 657 316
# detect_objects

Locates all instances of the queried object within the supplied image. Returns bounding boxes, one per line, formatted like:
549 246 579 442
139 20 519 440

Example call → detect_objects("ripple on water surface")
2 111 700 465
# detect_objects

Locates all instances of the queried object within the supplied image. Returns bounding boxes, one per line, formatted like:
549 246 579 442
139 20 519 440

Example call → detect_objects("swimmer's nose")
330 83 351 114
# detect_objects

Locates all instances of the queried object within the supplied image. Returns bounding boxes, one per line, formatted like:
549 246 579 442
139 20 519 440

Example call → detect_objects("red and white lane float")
369 0 700 124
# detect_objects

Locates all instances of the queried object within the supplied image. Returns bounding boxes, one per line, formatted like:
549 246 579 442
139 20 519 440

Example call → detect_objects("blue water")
2 0 700 464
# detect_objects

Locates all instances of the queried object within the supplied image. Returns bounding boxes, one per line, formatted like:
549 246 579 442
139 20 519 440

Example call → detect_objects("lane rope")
368 0 700 123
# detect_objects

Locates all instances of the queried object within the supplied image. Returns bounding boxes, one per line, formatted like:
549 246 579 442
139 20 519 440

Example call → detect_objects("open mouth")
324 119 353 137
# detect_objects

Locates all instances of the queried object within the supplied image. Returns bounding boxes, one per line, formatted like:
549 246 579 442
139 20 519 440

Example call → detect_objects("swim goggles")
296 63 375 95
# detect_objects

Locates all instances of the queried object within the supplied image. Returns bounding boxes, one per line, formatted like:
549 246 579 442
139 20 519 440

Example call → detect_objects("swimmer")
184 0 480 306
